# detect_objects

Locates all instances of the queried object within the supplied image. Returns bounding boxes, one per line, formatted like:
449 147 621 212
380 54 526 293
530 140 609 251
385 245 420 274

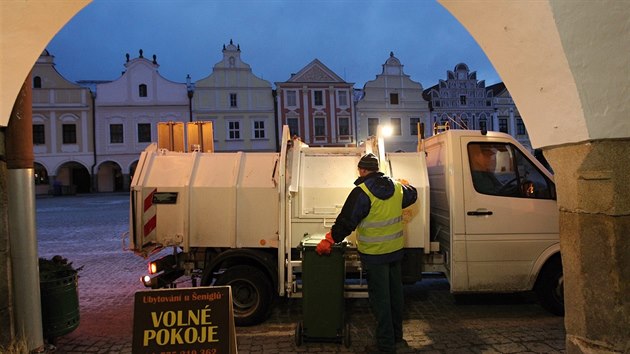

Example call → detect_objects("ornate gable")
288 59 344 83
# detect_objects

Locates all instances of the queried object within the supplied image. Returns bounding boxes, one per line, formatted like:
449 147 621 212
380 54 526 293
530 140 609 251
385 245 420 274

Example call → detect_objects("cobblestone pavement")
36 194 565 354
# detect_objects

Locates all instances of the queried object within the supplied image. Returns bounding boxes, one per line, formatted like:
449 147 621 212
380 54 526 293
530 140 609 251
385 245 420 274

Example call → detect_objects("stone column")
0 128 15 349
544 139 630 354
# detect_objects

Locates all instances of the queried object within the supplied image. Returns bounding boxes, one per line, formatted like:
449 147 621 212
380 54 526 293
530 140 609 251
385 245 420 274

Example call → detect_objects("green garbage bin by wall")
39 259 80 340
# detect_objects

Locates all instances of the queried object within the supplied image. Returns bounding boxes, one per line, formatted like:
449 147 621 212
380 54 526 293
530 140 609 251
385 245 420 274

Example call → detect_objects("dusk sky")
46 0 501 89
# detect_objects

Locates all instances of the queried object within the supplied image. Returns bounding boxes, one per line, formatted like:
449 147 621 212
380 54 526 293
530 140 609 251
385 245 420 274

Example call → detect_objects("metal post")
6 72 44 352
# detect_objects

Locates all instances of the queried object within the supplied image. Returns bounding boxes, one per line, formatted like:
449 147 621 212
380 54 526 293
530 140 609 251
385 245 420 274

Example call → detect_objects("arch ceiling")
0 0 90 126
1 0 628 148
439 0 630 148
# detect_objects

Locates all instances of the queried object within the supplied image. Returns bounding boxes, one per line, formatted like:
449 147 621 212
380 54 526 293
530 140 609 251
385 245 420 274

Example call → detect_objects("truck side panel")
189 152 279 249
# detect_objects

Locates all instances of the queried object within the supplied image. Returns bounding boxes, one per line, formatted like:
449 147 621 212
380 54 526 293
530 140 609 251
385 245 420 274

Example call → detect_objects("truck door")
461 138 559 291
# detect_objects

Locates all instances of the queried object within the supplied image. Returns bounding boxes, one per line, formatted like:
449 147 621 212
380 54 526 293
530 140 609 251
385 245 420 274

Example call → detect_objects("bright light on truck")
148 262 158 274
381 125 393 137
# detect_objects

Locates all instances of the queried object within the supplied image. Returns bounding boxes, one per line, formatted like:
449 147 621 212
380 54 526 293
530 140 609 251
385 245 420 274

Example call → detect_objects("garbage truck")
126 122 563 326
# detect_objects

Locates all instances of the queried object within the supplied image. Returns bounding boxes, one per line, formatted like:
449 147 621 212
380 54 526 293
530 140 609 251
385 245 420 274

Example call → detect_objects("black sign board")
132 286 236 354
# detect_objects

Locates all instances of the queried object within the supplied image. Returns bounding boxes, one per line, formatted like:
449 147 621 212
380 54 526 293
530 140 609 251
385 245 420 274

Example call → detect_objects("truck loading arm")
278 125 290 296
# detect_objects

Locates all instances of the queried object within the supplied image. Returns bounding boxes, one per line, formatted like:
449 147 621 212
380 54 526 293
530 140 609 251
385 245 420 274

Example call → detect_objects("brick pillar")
544 139 630 353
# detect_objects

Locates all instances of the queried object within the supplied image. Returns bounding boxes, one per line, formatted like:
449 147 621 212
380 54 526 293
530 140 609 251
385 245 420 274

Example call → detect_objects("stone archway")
96 161 123 192
1 1 628 352
55 161 91 194
439 1 629 352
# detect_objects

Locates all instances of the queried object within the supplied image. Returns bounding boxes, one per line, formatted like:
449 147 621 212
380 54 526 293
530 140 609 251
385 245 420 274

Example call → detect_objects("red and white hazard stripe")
143 188 157 239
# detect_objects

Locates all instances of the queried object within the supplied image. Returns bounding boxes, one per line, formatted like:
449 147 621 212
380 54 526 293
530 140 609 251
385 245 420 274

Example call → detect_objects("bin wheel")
295 321 303 346
343 322 351 348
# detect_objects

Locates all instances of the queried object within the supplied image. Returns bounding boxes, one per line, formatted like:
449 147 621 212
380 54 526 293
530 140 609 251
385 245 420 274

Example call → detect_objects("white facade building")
193 40 276 152
32 50 94 195
95 50 190 191
355 52 430 152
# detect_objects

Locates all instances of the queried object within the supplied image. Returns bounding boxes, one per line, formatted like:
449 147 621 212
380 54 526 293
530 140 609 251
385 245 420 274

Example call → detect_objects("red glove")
316 232 334 255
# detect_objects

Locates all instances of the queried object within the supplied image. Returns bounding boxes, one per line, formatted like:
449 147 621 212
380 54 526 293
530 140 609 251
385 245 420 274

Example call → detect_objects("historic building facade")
487 82 531 150
276 59 355 146
423 63 531 150
95 50 190 191
192 41 276 152
355 52 430 152
32 50 94 195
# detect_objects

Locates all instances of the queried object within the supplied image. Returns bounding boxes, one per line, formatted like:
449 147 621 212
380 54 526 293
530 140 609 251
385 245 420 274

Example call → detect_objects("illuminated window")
391 118 401 135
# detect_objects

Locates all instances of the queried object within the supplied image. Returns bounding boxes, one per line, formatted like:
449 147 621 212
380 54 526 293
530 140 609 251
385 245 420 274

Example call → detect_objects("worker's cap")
358 153 379 171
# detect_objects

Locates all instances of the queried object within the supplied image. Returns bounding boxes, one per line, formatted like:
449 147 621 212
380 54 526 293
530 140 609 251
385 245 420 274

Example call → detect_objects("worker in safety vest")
317 153 417 353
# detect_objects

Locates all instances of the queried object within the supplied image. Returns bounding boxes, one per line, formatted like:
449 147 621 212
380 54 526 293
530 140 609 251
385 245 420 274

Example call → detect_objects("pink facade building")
275 59 355 147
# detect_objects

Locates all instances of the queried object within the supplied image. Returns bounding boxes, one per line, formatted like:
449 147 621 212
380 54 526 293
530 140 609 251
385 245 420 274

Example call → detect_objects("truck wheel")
215 265 273 326
535 257 564 316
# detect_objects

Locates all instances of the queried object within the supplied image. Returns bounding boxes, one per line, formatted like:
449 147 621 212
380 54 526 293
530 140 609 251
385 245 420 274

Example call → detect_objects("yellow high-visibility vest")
357 182 404 255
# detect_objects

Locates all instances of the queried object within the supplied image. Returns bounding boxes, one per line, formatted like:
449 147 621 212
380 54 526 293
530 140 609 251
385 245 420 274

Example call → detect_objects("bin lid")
300 234 325 247
299 234 346 250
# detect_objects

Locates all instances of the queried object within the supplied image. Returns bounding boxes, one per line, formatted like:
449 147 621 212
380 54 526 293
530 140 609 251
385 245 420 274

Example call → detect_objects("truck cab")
424 129 563 315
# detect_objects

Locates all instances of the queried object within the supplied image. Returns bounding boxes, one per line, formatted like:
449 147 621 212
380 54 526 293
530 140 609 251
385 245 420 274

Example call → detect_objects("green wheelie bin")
295 235 350 347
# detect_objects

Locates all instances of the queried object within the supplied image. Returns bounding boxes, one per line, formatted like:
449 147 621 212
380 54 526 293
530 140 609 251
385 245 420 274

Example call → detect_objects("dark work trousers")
366 260 404 352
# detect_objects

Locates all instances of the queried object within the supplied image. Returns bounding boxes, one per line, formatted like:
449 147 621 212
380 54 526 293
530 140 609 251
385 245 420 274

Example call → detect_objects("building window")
390 93 399 105
517 119 526 135
230 93 238 108
314 90 324 106
138 123 151 143
314 117 326 137
33 124 45 145
409 118 420 136
499 118 508 133
62 124 77 144
391 118 401 135
33 76 42 88
338 117 350 136
110 124 124 144
253 120 266 139
479 119 487 131
337 91 348 106
368 118 379 137
287 90 297 107
460 95 467 106
139 84 147 97
228 121 240 140
287 117 299 136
